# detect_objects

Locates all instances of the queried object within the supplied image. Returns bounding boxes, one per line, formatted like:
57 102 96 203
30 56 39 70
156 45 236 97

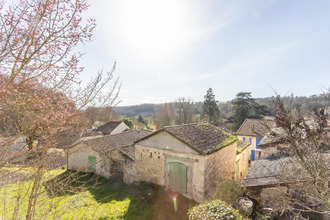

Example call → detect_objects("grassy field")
0 168 196 219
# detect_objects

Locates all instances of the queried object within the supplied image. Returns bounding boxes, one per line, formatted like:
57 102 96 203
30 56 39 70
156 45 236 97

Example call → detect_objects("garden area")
0 168 197 219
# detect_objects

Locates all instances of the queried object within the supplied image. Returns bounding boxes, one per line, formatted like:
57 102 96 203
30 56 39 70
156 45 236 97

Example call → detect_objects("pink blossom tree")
0 0 119 218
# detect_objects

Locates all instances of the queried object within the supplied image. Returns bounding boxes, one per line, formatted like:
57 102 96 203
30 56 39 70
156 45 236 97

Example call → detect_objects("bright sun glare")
113 0 195 65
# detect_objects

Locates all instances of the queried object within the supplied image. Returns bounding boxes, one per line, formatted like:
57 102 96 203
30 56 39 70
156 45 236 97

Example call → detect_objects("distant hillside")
114 104 162 118
114 94 329 119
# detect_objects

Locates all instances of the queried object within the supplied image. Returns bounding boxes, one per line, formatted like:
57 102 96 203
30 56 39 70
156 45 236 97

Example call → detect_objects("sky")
78 0 330 106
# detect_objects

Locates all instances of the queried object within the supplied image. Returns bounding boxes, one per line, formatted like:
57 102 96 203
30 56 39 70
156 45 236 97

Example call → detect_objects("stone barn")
134 123 238 203
66 130 150 183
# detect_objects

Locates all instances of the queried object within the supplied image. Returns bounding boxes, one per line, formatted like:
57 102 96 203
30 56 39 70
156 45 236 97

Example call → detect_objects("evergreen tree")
137 115 145 124
201 88 220 125
232 92 270 131
121 118 134 129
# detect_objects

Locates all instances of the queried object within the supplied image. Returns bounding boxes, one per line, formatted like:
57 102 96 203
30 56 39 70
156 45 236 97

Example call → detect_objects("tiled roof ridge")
163 122 206 128
236 119 248 134
236 119 276 136
107 129 135 137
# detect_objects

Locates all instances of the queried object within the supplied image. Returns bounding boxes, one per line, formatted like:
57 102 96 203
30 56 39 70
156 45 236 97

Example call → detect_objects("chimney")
252 124 255 132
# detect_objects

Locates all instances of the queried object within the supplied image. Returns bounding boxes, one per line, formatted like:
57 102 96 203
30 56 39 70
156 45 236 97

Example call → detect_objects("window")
249 138 252 143
243 137 245 141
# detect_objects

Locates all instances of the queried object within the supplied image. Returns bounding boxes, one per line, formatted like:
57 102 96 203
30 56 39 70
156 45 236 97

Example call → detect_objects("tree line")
111 89 328 132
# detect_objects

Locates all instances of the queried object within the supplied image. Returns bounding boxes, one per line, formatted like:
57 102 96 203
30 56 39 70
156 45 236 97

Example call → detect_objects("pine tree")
137 115 145 124
232 92 270 131
201 88 220 125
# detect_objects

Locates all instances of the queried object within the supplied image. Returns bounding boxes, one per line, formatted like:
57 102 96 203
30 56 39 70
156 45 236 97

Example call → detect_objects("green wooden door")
88 156 96 171
169 162 187 193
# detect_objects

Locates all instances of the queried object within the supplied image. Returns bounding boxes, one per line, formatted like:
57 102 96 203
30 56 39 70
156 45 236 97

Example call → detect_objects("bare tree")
264 92 329 218
175 97 194 125
0 0 120 219
154 102 176 126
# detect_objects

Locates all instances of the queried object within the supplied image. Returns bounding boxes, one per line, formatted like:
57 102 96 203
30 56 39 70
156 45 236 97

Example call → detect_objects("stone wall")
67 144 135 181
135 144 206 202
235 144 254 180
135 131 206 202
123 159 135 184
67 143 111 178
204 142 237 199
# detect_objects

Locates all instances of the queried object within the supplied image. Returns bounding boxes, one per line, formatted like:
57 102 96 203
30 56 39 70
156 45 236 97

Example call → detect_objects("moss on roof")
164 123 238 155
214 130 238 150
236 140 251 154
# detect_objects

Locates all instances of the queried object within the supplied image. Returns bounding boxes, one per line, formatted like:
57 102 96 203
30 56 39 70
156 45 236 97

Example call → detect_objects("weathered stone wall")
204 142 237 199
135 144 206 202
123 159 136 184
236 144 254 180
67 143 111 178
107 149 136 184
135 144 166 185
135 131 206 202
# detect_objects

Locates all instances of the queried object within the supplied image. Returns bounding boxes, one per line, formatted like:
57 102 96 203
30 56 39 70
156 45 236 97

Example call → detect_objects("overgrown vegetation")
212 180 244 207
260 95 330 218
0 169 196 219
188 200 243 220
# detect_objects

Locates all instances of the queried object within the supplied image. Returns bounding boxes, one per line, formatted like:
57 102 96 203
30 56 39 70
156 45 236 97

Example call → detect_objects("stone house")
134 123 238 203
236 119 276 163
66 130 150 183
235 140 253 181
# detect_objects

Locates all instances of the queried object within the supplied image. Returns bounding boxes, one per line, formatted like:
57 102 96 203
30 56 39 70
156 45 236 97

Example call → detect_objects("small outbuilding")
66 130 150 183
134 123 238 203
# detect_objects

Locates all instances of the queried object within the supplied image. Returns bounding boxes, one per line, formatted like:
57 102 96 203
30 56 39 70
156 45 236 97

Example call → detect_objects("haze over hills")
114 94 329 119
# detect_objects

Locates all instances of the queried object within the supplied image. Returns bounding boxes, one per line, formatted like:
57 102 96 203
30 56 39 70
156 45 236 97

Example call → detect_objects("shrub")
187 200 243 220
213 180 244 206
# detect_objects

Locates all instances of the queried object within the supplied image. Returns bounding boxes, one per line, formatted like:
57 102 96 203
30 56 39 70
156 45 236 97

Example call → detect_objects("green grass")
0 169 196 219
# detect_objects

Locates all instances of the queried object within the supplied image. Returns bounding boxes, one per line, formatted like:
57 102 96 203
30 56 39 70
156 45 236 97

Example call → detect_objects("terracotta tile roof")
118 144 135 160
236 119 276 137
137 123 237 155
95 121 123 135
